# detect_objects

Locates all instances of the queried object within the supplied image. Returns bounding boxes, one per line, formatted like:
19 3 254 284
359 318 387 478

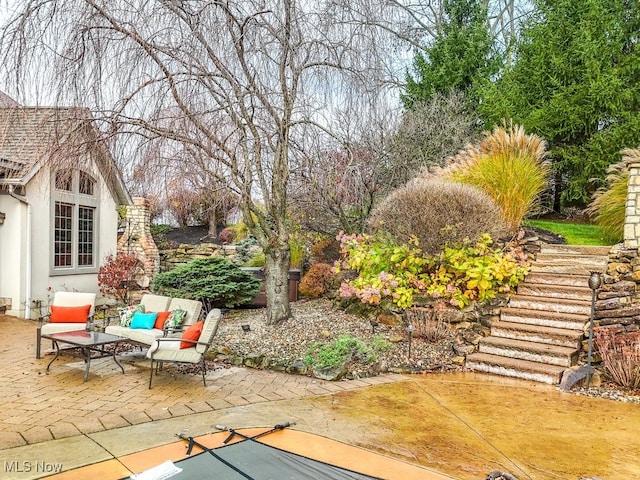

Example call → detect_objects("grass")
524 219 611 246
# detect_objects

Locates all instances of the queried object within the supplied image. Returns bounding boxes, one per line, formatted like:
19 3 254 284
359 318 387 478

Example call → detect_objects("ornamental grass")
436 123 550 233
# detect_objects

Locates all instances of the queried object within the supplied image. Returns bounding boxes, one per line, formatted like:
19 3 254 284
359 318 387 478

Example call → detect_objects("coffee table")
41 330 127 382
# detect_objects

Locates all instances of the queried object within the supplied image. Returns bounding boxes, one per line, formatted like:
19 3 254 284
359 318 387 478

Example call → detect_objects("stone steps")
465 352 567 385
465 244 609 385
491 321 583 349
516 283 592 301
501 307 588 330
507 295 591 316
478 336 579 367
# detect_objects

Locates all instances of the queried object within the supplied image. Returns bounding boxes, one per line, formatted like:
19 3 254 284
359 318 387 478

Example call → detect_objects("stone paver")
0 315 404 450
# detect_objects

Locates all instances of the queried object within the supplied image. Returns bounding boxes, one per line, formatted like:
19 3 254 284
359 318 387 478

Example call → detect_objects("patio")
0 315 400 450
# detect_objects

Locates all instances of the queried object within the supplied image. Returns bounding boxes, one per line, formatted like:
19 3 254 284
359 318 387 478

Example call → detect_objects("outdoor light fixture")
241 324 251 332
369 318 378 334
406 324 415 360
586 271 602 388
0 212 5 225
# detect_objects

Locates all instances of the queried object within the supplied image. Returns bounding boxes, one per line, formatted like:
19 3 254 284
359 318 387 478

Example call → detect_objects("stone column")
624 162 640 250
117 197 160 288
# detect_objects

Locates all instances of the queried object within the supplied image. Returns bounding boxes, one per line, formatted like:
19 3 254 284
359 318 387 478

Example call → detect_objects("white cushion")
52 292 97 316
139 294 171 313
167 298 202 327
146 342 202 363
105 325 164 344
41 323 86 335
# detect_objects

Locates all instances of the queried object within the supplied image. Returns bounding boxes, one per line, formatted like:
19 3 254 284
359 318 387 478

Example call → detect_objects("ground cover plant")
524 219 607 246
304 334 392 370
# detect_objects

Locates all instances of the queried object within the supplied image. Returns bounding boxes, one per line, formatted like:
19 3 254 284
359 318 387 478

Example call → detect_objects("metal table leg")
82 347 91 382
46 341 61 371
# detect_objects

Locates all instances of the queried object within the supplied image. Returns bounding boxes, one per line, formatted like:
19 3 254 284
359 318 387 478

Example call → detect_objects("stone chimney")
117 197 160 288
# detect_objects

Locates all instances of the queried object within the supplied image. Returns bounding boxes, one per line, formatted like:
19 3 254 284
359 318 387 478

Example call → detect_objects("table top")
41 330 127 347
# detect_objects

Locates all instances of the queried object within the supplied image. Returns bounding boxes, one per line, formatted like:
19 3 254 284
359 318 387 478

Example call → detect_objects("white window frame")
50 168 100 275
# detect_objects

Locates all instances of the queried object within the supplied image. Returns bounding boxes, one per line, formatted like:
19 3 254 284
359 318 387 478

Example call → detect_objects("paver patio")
0 315 403 450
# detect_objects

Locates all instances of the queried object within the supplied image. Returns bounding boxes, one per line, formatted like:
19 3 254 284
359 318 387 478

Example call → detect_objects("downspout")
8 185 32 320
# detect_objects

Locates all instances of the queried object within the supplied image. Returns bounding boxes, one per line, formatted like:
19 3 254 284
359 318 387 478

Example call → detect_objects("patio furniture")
147 308 222 389
105 294 203 347
36 291 97 359
41 330 127 382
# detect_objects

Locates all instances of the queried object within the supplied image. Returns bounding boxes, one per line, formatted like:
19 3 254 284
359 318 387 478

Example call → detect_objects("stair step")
501 307 588 330
491 321 583 348
522 273 592 288
508 295 591 315
478 337 579 367
466 352 567 385
517 283 593 301
539 245 611 256
531 255 608 276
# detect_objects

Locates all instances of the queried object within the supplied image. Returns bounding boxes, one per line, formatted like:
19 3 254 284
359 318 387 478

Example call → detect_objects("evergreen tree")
479 0 640 209
402 0 498 109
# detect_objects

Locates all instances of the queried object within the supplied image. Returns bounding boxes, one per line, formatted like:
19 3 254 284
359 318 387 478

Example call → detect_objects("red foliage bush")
98 253 144 304
219 227 236 244
299 263 336 298
594 327 640 389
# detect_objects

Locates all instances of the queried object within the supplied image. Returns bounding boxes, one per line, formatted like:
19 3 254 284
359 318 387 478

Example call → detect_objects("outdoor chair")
36 291 97 358
147 308 222 389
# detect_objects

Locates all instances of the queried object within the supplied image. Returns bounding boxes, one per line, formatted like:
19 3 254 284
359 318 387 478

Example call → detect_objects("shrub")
586 148 639 244
299 263 336 298
152 257 261 311
441 123 550 232
310 237 341 264
405 307 451 342
303 334 392 369
219 226 236 244
369 178 507 255
98 253 144 304
336 232 529 310
150 224 176 250
594 327 640 389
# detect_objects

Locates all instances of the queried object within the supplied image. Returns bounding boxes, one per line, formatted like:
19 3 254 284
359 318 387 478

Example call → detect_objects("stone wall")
595 160 640 333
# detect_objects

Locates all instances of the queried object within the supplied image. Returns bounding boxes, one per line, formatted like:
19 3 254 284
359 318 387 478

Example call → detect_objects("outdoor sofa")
105 294 202 347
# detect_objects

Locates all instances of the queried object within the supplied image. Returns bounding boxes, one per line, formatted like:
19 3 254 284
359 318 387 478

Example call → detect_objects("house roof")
0 106 131 205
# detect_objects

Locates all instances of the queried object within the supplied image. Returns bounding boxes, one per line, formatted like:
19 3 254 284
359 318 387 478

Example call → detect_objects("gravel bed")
213 298 459 377
211 298 640 403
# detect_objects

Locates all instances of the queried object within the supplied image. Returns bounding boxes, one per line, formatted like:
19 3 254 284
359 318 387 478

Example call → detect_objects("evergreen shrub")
152 257 261 311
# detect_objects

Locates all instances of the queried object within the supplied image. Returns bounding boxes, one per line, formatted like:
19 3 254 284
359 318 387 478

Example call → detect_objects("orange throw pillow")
151 311 171 330
180 321 204 349
50 305 92 323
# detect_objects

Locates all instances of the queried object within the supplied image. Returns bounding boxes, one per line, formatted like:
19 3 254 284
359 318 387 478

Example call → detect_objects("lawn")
524 219 611 246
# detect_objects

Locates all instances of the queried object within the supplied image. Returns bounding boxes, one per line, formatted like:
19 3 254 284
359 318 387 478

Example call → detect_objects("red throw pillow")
180 321 204 349
151 311 171 330
50 305 92 323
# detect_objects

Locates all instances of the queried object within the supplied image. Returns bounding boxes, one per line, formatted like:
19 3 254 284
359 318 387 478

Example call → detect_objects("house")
0 98 131 319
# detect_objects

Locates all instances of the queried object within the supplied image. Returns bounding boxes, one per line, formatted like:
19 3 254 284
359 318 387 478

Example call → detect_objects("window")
51 169 99 274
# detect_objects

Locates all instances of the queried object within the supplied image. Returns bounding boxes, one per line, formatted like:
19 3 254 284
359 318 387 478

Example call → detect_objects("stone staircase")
466 245 610 384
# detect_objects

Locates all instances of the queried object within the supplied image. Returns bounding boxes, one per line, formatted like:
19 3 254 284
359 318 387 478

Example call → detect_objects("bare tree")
1 0 400 324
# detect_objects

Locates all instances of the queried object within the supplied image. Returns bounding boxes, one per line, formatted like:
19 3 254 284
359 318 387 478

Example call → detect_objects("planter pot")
241 267 301 306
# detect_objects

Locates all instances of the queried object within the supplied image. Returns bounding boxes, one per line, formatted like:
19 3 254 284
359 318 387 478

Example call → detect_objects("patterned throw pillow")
165 307 187 330
118 304 145 327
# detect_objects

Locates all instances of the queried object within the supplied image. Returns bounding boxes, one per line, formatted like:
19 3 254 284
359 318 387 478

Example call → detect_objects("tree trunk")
264 245 291 325
208 209 217 238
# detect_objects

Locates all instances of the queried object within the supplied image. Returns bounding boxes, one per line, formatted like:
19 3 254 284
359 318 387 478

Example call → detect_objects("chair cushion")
41 323 87 335
180 321 204 349
130 312 158 330
50 305 91 323
118 304 145 327
106 325 164 345
152 311 171 330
